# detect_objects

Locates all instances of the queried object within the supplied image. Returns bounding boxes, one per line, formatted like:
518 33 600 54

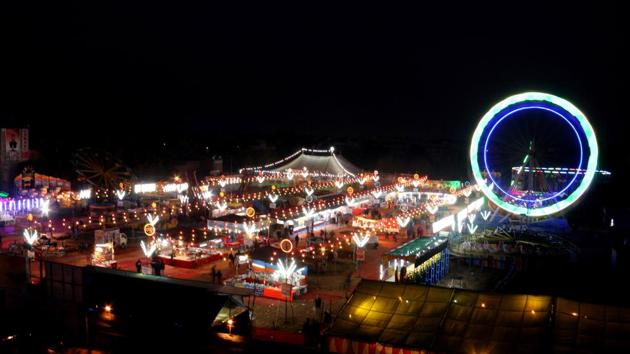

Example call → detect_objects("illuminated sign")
163 183 188 193
134 183 157 194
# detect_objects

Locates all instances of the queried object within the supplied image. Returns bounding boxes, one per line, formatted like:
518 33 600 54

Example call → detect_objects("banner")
3 128 21 161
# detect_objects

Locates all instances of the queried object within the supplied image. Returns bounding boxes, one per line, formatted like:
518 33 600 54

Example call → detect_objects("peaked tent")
241 147 362 177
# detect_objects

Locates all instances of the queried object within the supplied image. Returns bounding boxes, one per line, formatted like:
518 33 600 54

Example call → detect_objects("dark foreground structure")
326 280 630 354
1 255 253 353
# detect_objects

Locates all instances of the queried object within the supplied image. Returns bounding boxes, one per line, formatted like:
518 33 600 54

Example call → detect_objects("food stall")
352 216 399 234
156 238 225 268
226 246 308 301
92 241 117 268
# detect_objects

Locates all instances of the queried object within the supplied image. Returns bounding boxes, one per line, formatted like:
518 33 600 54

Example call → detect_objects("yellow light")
104 305 112 313
481 303 486 308
227 319 234 326
571 312 578 317
531 310 536 314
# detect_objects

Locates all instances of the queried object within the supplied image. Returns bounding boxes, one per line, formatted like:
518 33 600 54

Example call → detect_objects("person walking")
211 265 216 283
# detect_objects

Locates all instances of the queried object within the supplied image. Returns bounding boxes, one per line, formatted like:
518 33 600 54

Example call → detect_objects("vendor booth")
156 238 225 268
381 236 448 285
225 246 308 301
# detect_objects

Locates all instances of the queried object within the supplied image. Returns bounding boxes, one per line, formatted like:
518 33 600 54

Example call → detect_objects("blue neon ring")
483 105 584 203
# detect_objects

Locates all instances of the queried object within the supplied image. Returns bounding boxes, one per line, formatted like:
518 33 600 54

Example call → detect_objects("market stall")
381 236 448 285
92 241 117 268
156 238 225 268
225 246 308 301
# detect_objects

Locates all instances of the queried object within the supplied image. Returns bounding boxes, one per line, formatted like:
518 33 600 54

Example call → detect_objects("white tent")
241 147 361 177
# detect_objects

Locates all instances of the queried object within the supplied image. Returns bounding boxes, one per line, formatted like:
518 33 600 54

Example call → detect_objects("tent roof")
240 147 362 177
271 152 361 176
327 280 630 353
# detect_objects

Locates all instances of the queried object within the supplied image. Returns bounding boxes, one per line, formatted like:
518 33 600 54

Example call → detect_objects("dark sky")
1 1 625 173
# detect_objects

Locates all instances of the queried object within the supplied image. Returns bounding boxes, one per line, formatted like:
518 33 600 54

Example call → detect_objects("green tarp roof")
384 237 447 264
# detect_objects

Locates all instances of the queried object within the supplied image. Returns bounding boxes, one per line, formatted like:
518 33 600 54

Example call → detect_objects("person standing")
211 265 216 283
400 266 407 283
135 259 142 273
295 234 300 248
314 294 322 320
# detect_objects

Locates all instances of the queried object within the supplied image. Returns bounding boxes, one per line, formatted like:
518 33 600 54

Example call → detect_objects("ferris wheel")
470 92 598 217
74 148 133 190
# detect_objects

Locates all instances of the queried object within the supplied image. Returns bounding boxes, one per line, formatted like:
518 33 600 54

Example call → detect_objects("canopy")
383 236 447 264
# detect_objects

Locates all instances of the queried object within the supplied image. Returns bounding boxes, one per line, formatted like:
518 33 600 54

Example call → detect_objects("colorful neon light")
115 190 126 200
470 92 598 216
140 240 156 257
467 222 478 234
352 232 370 248
147 214 159 226
23 229 38 245
396 216 410 228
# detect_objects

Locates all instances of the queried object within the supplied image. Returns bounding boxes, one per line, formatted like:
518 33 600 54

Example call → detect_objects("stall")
352 216 399 234
226 246 308 301
92 241 117 268
156 239 225 268
381 236 448 285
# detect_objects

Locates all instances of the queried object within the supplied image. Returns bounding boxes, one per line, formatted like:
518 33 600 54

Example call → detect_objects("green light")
470 92 598 217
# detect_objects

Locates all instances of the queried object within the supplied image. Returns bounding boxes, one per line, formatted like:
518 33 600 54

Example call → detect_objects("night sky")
1 2 625 182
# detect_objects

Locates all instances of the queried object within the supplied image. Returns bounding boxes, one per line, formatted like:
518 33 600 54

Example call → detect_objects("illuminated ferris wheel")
74 148 133 190
470 92 598 217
